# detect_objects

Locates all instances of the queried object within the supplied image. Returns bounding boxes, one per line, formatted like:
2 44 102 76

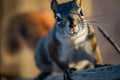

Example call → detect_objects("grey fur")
34 0 101 74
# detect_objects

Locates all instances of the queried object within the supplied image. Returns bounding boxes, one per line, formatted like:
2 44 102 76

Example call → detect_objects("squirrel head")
51 0 88 43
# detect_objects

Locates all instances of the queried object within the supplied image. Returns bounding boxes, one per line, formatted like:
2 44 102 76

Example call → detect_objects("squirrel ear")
51 0 59 13
73 0 82 7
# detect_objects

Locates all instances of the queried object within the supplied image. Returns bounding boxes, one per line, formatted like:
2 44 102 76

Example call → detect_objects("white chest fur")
58 41 92 64
72 25 88 49
57 25 90 63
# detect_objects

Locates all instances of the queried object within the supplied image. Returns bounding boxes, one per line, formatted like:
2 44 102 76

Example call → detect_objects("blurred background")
0 0 120 79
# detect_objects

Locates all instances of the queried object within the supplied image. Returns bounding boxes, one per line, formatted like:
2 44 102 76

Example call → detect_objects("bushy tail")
7 14 39 52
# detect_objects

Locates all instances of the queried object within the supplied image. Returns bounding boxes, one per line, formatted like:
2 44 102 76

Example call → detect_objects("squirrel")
34 0 102 80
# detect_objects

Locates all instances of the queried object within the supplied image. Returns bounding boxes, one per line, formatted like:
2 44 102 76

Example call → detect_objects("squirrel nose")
69 21 76 28
69 16 76 28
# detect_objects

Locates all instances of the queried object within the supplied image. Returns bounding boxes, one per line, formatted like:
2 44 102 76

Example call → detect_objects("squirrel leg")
63 68 76 80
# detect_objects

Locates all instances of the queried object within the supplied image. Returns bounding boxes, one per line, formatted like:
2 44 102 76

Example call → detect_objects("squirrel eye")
80 10 83 16
78 8 84 16
56 17 62 22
